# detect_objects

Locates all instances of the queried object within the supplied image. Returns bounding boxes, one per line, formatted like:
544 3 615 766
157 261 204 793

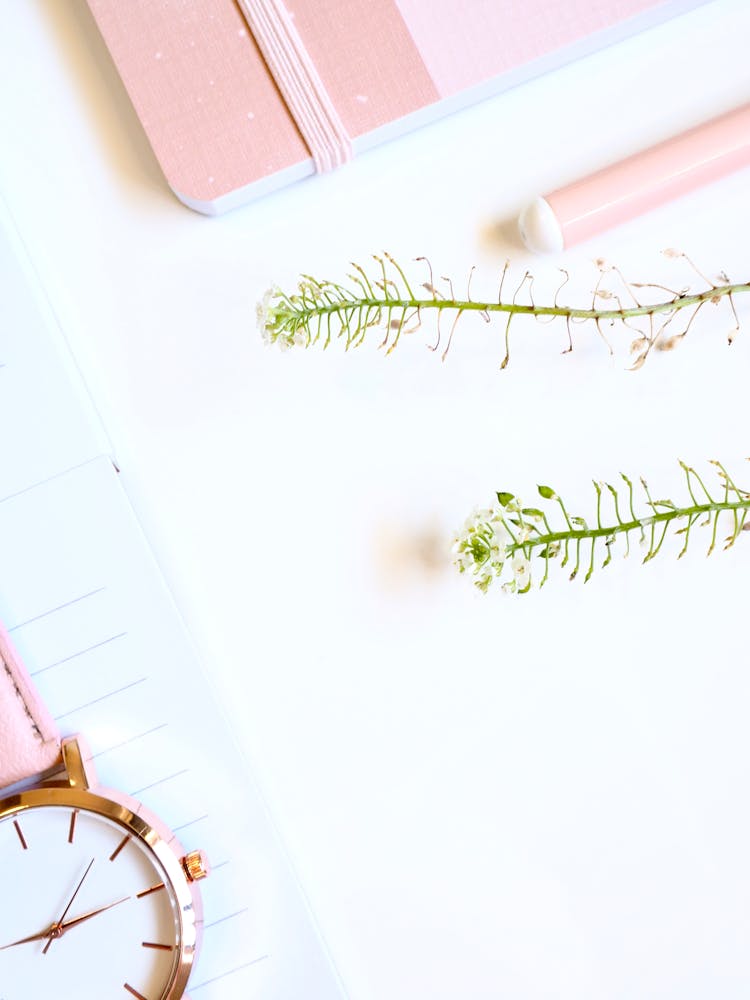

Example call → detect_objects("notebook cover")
86 0 709 215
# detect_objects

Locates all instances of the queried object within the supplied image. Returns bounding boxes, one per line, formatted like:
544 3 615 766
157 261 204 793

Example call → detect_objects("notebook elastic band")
236 0 353 172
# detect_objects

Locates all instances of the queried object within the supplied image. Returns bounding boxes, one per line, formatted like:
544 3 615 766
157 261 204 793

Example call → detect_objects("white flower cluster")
451 504 532 594
256 287 307 351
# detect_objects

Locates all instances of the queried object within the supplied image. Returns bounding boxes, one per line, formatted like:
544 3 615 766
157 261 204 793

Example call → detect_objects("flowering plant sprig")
257 251 749 369
452 460 750 594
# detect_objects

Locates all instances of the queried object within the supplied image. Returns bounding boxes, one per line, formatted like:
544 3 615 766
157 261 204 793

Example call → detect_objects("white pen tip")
518 196 564 254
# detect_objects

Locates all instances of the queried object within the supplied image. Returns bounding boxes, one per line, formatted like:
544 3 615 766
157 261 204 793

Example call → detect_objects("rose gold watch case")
0 735 205 1000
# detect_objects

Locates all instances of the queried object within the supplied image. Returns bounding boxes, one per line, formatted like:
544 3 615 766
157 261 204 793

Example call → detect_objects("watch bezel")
0 782 203 1000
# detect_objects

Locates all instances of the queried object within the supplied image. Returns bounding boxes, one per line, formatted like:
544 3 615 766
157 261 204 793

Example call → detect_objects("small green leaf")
537 545 560 559
537 485 556 500
521 507 544 519
496 492 514 507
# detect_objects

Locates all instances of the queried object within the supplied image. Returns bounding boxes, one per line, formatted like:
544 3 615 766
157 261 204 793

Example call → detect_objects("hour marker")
109 834 130 862
68 810 78 844
136 882 165 899
141 941 174 951
123 985 148 999
13 820 27 850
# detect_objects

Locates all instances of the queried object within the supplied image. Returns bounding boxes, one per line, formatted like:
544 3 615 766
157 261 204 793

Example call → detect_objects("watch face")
0 796 197 1000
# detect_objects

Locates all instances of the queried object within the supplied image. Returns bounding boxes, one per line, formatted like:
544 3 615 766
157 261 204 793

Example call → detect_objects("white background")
2 1 750 997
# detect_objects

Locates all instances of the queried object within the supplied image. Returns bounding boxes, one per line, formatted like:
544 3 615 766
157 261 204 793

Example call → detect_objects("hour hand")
59 895 130 932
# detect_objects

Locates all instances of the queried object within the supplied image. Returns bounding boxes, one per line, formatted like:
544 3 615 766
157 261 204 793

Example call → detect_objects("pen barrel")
547 103 750 247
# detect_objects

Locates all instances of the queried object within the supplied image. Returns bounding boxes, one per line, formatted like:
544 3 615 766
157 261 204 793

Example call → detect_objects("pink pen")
518 102 750 253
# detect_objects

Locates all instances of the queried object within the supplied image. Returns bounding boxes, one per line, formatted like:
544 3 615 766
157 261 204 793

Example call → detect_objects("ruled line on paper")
190 956 271 992
0 455 104 507
8 587 106 631
130 768 190 797
172 814 209 833
30 630 127 676
92 722 169 759
53 676 148 720
203 908 249 930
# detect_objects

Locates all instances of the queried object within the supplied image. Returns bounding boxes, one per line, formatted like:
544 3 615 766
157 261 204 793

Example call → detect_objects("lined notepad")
0 200 344 998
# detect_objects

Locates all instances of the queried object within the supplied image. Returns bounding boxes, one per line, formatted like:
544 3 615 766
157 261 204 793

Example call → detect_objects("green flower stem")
260 259 750 365
507 500 749 558
452 461 750 593
286 282 749 327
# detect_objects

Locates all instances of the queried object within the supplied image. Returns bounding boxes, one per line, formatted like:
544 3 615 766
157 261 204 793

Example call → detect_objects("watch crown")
182 849 210 882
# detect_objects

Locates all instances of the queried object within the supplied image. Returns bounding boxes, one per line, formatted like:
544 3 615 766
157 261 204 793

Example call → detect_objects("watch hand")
0 895 131 951
59 895 130 932
42 857 95 955
0 925 57 950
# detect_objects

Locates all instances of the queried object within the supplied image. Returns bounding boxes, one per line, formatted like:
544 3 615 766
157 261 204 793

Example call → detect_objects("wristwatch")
0 622 209 999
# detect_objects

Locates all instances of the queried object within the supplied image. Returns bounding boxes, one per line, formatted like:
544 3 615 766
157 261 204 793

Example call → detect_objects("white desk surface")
3 1 750 997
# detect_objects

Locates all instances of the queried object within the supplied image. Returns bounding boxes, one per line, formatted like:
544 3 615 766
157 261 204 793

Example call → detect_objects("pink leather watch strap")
0 623 62 788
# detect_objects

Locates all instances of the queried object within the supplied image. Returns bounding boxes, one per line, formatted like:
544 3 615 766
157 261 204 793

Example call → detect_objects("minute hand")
0 897 131 951
0 926 56 950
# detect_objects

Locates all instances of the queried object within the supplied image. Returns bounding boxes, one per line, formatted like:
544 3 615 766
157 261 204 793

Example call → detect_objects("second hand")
42 857 95 956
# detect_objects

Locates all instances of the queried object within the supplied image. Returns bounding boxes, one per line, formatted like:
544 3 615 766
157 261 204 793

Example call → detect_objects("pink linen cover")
86 0 701 212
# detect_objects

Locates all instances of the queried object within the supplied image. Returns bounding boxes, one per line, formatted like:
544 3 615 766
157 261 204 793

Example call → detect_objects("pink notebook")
87 0 707 215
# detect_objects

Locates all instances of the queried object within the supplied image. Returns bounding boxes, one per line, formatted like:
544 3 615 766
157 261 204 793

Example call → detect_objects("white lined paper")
0 202 345 999
0 194 111 498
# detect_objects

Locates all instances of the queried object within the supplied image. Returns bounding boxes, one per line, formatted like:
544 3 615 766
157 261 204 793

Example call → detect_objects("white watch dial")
0 805 185 1000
